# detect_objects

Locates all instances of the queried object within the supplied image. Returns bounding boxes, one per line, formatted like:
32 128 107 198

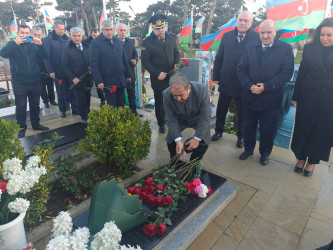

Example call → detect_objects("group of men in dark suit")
211 12 294 165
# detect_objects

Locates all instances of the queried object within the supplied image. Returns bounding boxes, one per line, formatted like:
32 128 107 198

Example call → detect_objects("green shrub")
0 119 25 178
78 106 151 177
55 153 97 198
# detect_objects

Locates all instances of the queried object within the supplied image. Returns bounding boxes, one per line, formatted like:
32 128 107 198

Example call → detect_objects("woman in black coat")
291 18 333 177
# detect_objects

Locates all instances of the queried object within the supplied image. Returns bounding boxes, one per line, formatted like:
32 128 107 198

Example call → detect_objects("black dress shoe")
66 106 70 111
159 125 166 134
33 124 49 131
82 118 88 124
18 129 25 138
239 151 253 160
50 101 58 106
293 165 303 173
60 111 67 118
72 112 80 115
44 103 50 108
236 137 244 148
303 165 315 177
260 155 269 165
99 101 105 107
211 133 222 141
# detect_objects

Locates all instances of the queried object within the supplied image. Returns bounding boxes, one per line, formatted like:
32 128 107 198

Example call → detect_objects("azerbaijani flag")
179 17 192 44
195 18 203 34
126 24 130 37
44 10 52 24
280 29 308 43
266 0 327 30
3 31 10 41
10 20 16 34
146 22 153 37
199 18 237 51
99 8 107 29
77 23 85 35
329 5 333 17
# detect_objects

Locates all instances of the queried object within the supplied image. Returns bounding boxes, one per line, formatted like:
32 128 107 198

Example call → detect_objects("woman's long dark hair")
310 17 333 44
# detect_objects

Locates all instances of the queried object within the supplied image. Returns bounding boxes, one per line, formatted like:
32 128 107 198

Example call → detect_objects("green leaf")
164 218 172 225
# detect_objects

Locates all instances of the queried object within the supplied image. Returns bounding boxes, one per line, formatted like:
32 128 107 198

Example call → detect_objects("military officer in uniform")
141 14 180 134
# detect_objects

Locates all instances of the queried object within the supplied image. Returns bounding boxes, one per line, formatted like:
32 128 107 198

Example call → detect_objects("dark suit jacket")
213 28 259 97
120 37 138 84
62 40 93 88
142 32 180 91
237 38 294 111
89 34 131 88
163 81 211 144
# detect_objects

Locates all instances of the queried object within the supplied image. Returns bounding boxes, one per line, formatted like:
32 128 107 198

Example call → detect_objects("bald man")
237 19 294 165
211 11 258 148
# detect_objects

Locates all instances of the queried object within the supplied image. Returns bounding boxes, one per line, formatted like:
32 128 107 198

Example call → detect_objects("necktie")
77 45 82 51
122 40 125 45
263 46 267 53
239 35 244 43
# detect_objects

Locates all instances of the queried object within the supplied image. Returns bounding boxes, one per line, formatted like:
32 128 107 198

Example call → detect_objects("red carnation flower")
140 186 146 192
127 187 134 194
68 176 73 180
59 79 63 85
0 182 7 193
139 191 146 200
155 223 166 236
154 196 164 207
65 198 70 202
144 177 155 186
110 85 117 93
145 185 155 194
155 184 164 191
182 58 189 67
208 187 212 194
163 196 173 205
148 196 156 206
144 193 153 202
143 223 156 237
132 187 140 195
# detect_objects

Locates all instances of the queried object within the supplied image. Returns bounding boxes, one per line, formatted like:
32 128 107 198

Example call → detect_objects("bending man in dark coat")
0 24 50 138
142 14 180 134
116 23 142 116
89 20 131 107
237 19 294 165
291 18 333 177
62 27 93 122
163 74 211 161
211 11 259 148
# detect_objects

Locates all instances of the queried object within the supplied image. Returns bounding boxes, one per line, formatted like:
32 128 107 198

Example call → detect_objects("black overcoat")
141 32 180 91
213 28 259 97
291 43 333 162
122 37 138 84
62 40 93 88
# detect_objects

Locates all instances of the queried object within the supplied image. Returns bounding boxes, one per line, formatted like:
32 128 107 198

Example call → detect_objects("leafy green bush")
0 119 25 178
224 114 237 135
78 106 151 177
55 153 97 198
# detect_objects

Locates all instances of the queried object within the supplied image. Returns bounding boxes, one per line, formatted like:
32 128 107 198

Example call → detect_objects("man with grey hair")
237 19 294 165
32 27 57 109
44 20 79 118
211 11 258 148
163 73 211 161
62 27 92 122
90 20 131 107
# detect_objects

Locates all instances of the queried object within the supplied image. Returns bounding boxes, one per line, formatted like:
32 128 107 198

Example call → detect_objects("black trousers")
13 82 40 130
96 88 105 102
40 77 55 104
297 151 320 164
74 87 91 120
167 140 209 161
153 88 166 127
215 93 243 138
126 82 137 114
104 87 125 107
54 77 70 113
243 107 279 157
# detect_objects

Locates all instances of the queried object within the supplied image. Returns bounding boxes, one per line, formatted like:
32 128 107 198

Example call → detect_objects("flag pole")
190 10 193 58
324 0 331 17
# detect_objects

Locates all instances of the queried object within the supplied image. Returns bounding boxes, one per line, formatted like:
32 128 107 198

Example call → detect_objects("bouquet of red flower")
167 58 189 75
127 156 212 237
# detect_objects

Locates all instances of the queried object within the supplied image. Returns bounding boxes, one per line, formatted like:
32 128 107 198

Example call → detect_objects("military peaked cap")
148 14 167 28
